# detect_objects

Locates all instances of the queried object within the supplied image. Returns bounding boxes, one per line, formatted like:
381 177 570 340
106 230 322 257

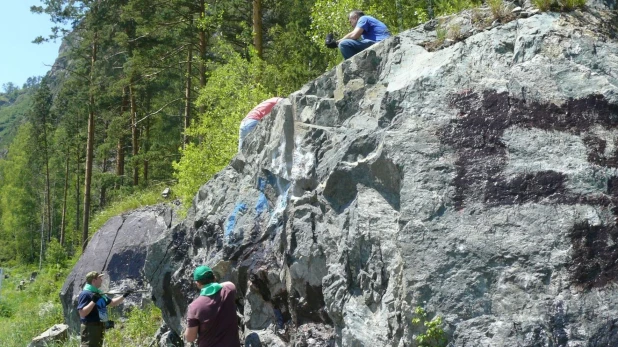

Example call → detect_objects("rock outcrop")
62 5 618 346
60 205 179 333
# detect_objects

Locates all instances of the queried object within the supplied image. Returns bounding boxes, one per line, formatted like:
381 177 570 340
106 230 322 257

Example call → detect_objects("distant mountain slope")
0 88 35 151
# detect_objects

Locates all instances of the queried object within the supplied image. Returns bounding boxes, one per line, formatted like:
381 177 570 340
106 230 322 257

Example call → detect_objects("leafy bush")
412 306 448 347
45 239 67 268
0 300 14 318
104 303 162 346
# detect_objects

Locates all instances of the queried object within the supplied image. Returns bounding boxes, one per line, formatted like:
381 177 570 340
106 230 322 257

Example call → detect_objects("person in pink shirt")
238 97 283 151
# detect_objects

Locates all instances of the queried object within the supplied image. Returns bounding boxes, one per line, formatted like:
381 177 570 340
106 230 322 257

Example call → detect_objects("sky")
0 1 66 89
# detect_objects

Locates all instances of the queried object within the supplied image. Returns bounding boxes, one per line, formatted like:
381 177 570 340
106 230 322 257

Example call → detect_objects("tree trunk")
183 45 193 148
253 0 263 59
44 131 52 242
130 83 139 186
76 148 80 247
82 32 98 252
39 200 45 271
116 87 129 179
60 148 69 247
199 0 207 115
143 96 151 182
100 151 107 208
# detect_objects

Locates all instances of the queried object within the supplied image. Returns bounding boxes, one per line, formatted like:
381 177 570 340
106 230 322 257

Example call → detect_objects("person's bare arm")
338 27 364 43
109 296 125 307
185 326 198 342
78 301 96 318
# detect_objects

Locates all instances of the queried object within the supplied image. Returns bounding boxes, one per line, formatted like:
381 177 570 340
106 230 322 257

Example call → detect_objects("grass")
532 0 586 11
88 182 177 238
487 0 512 21
558 0 586 10
533 0 554 11
0 266 69 347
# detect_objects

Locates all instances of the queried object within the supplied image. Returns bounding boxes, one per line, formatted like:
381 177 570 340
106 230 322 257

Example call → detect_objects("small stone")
424 19 438 31
529 8 540 15
443 39 456 48
512 6 522 12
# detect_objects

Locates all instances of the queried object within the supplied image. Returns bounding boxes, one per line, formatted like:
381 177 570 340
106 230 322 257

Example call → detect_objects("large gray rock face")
60 205 178 333
62 8 618 347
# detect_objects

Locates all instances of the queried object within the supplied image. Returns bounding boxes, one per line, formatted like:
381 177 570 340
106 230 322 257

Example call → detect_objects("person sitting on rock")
238 97 283 152
184 265 240 347
77 271 131 347
337 10 391 60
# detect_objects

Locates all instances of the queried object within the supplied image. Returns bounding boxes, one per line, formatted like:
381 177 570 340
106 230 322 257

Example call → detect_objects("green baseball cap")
193 265 213 281
85 271 104 283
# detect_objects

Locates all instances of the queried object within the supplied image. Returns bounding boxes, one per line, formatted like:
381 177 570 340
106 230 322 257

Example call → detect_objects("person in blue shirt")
76 271 132 347
337 10 391 59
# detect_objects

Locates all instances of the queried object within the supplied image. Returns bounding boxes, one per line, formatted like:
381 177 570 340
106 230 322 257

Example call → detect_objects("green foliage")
104 304 162 346
532 0 554 11
0 123 39 263
89 184 170 237
0 87 34 150
412 306 448 347
0 300 14 318
558 0 587 10
0 266 69 347
487 0 509 20
434 0 481 16
532 0 586 11
45 239 68 269
173 45 271 207
309 0 434 68
436 25 448 42
0 263 161 347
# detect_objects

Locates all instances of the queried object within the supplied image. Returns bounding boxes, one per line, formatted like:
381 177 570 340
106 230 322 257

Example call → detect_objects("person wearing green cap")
76 271 132 347
184 265 240 346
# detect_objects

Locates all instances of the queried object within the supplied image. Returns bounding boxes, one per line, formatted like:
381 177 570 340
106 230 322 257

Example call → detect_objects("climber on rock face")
184 265 240 347
238 97 284 152
337 10 391 60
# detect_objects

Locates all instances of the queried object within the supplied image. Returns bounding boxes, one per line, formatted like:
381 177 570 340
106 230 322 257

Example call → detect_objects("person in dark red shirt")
184 265 240 347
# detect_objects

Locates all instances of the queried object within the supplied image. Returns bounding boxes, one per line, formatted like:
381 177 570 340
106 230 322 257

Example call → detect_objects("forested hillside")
0 0 479 267
0 79 41 151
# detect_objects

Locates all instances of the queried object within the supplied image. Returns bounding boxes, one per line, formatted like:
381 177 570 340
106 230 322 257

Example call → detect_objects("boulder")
28 324 69 347
63 7 618 347
162 9 618 346
60 204 179 333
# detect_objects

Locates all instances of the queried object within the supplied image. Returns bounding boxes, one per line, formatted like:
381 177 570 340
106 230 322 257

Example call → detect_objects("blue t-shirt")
356 15 391 42
77 290 111 323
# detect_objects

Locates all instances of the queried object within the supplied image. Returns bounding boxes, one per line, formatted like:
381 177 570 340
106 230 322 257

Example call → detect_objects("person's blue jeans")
238 118 260 151
338 39 376 59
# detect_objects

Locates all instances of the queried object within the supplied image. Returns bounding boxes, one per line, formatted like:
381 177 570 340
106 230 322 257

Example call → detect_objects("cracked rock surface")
62 5 618 346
